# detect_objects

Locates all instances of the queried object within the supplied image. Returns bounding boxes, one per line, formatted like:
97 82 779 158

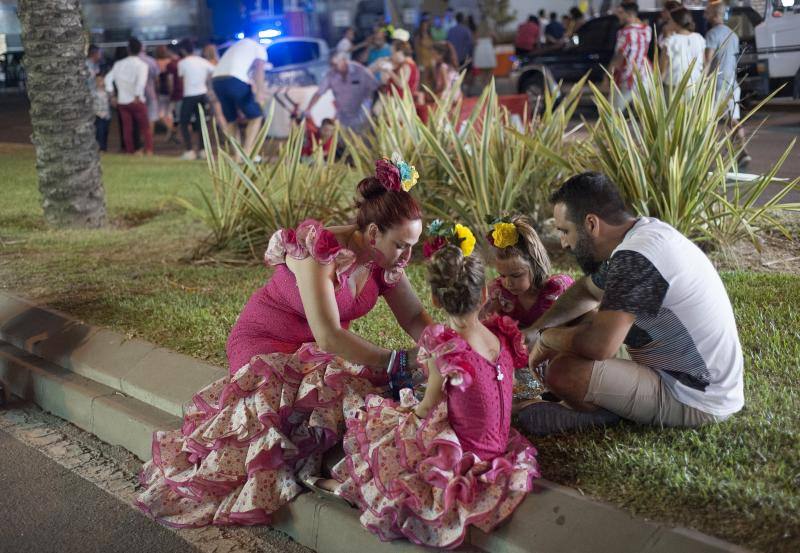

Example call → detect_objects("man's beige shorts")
584 358 729 427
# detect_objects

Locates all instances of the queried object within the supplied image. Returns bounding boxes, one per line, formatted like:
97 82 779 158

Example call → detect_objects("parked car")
264 37 330 87
509 8 761 103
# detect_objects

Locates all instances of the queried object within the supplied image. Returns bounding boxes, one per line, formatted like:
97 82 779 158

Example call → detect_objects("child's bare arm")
413 360 444 418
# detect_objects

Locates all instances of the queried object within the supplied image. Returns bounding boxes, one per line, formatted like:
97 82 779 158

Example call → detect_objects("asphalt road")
0 400 312 553
0 428 197 553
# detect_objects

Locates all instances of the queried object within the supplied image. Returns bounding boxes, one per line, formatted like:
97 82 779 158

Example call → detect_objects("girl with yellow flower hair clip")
481 215 575 330
320 220 541 548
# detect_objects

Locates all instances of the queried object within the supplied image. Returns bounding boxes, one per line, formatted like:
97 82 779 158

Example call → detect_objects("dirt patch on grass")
110 208 168 229
712 230 800 273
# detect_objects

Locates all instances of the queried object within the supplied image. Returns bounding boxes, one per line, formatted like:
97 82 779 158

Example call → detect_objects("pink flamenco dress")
136 219 403 527
330 315 540 549
482 274 574 328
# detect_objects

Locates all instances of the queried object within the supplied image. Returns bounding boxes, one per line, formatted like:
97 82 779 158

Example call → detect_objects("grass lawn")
1 143 798 552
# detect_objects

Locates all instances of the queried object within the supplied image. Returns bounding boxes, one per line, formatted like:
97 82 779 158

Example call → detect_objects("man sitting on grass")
518 172 744 434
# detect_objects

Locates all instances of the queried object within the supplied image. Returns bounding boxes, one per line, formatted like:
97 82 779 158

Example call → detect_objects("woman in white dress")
472 20 496 92
660 7 706 91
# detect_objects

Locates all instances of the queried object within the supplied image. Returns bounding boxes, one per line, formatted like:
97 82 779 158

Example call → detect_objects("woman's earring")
370 238 376 246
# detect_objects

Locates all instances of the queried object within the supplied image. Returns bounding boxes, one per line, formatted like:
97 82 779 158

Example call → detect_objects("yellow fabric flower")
491 222 519 249
454 223 476 257
401 167 419 192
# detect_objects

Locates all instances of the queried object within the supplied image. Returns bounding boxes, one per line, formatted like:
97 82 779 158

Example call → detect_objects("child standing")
320 225 540 549
482 215 574 328
93 73 111 152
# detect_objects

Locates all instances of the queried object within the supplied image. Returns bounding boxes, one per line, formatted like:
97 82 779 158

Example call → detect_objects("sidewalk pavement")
0 291 751 553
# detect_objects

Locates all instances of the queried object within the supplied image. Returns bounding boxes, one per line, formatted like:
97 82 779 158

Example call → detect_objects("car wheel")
520 72 546 109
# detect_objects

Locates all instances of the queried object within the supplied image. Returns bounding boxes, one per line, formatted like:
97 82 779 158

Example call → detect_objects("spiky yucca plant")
511 75 588 222
549 62 798 248
176 105 274 256
230 122 353 256
417 83 540 248
341 76 465 199
181 107 354 258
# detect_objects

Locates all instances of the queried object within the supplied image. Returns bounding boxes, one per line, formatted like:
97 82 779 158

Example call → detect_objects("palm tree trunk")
17 0 106 228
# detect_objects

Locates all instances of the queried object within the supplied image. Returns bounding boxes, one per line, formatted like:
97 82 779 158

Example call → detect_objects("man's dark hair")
670 7 695 31
550 12 558 20
320 118 335 126
455 12 464 23
538 9 546 17
88 44 100 57
178 38 194 57
620 2 640 16
128 37 142 56
528 15 536 22
549 172 631 225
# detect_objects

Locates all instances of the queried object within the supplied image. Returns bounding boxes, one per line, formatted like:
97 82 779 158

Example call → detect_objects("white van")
749 0 800 96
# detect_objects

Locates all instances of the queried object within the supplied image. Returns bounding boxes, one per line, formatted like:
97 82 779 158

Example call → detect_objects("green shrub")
571 65 798 247
180 107 354 258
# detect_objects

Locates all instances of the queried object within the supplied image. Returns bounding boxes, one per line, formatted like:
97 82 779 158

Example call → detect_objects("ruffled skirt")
136 343 386 527
331 391 540 549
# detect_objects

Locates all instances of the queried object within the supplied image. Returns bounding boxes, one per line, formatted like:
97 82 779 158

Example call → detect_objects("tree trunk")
17 0 106 228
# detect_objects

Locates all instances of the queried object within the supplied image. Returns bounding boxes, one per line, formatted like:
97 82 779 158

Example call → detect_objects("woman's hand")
528 338 556 373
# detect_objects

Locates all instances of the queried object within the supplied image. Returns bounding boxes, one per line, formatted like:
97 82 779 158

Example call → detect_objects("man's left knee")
545 353 594 396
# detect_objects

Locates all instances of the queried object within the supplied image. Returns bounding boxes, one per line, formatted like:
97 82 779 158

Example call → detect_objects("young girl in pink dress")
482 215 574 330
322 228 540 549
136 157 433 527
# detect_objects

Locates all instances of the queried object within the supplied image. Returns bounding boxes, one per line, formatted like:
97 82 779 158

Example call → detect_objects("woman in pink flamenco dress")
136 158 433 527
324 238 541 549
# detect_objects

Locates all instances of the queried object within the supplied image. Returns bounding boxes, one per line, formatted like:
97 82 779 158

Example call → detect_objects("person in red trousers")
106 37 153 154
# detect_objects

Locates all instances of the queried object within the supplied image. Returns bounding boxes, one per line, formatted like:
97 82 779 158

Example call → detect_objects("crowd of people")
84 1 748 166
604 1 750 165
85 32 269 160
514 7 586 56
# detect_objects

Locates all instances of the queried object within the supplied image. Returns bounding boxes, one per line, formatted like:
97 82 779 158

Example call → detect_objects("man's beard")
572 228 602 275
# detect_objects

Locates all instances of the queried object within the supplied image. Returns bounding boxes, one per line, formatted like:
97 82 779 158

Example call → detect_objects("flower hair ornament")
423 219 476 259
485 215 519 249
374 152 419 192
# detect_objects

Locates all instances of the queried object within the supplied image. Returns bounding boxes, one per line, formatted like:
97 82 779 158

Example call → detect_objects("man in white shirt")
335 27 355 58
106 37 153 154
537 10 550 44
176 39 214 160
519 172 744 435
211 34 268 157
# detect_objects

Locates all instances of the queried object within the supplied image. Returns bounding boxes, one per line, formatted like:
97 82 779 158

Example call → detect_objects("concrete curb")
0 342 180 460
0 293 227 417
0 291 751 553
